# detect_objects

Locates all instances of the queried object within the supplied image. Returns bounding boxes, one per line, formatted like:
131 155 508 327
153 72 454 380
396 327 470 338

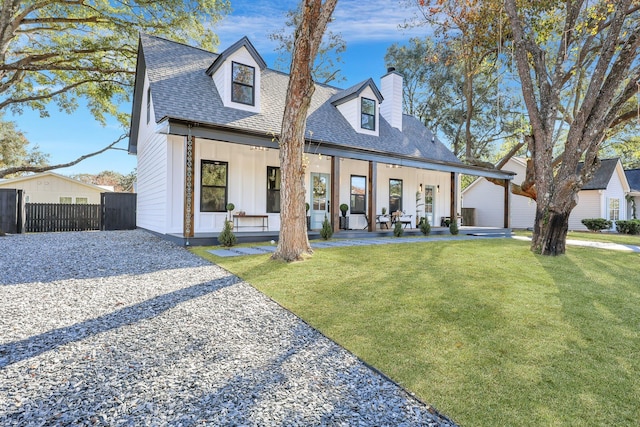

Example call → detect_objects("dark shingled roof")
136 34 461 165
579 158 619 190
625 168 640 192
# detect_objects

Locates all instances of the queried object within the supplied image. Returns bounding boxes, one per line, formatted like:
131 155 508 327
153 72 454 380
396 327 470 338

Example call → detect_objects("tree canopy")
0 0 229 178
0 113 47 177
0 0 230 125
268 3 346 85
504 0 640 254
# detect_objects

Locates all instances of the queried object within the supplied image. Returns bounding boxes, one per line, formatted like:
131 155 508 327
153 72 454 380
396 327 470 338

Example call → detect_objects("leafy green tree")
0 1 228 178
268 3 345 84
0 114 48 177
0 0 229 125
410 0 519 161
385 37 523 160
71 169 137 192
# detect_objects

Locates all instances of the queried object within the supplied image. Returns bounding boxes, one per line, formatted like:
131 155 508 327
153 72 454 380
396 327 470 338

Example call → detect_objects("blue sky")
8 0 427 176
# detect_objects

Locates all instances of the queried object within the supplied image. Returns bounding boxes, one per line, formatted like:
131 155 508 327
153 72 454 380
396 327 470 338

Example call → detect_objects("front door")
310 173 330 230
424 185 435 225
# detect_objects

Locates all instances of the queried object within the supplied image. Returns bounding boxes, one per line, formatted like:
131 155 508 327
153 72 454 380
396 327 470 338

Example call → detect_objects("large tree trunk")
272 0 337 262
531 206 570 255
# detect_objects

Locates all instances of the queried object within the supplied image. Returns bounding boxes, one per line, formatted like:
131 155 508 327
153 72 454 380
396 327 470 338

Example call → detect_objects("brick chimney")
380 67 403 131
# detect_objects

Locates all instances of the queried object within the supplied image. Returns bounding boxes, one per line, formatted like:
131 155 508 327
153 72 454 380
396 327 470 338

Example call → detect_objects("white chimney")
380 67 403 131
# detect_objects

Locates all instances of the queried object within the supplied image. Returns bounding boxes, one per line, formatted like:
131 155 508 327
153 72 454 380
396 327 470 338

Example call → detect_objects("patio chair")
377 214 390 229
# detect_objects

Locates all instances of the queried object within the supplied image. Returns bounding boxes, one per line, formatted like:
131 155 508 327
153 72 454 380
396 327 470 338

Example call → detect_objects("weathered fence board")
25 203 101 232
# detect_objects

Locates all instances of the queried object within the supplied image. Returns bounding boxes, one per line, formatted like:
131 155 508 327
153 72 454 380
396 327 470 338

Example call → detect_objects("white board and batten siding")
192 139 282 234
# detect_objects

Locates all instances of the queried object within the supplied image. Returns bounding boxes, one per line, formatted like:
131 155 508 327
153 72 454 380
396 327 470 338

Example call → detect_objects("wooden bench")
233 214 269 231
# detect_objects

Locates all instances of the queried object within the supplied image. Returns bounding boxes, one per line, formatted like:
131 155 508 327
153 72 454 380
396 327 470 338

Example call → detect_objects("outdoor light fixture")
419 183 423 192
437 185 440 193
250 146 268 151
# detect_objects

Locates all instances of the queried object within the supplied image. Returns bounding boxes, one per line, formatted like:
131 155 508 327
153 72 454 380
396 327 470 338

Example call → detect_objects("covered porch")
167 225 511 246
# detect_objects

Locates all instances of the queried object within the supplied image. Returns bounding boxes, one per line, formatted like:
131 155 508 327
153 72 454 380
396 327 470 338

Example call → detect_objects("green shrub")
419 217 431 236
449 220 459 235
339 203 349 216
218 219 237 247
614 219 640 235
393 220 404 237
581 218 612 232
320 215 333 240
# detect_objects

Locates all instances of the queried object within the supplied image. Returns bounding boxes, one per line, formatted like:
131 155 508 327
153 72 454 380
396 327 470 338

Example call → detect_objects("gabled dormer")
330 78 383 137
205 36 267 114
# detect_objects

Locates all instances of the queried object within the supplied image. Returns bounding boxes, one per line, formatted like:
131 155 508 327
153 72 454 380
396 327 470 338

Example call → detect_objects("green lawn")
193 238 640 426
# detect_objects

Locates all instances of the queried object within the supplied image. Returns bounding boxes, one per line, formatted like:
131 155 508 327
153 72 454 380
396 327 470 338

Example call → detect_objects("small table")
233 215 269 231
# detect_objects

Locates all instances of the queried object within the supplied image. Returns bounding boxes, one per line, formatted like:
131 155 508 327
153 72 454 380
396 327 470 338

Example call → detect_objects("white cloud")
212 0 428 51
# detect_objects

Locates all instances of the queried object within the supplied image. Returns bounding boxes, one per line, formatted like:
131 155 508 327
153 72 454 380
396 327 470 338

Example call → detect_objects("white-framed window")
76 197 88 204
609 198 620 221
60 197 72 204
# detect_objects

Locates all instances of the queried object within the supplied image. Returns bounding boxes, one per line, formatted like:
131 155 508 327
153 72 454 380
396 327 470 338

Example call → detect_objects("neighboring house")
625 168 640 219
463 158 630 231
128 35 513 242
0 171 113 204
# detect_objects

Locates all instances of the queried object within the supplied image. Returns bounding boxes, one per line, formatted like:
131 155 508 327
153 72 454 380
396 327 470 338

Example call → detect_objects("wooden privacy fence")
26 203 101 232
0 192 136 233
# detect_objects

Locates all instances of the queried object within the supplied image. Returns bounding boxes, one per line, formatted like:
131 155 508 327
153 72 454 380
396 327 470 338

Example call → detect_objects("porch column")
368 161 377 232
183 133 195 239
450 172 457 222
331 156 341 232
503 178 511 229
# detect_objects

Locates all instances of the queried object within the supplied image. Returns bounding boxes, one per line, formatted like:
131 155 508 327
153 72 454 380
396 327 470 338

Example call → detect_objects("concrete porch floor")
166 226 511 246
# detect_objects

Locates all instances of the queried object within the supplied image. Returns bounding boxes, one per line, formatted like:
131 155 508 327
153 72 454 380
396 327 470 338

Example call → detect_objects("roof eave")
159 118 514 180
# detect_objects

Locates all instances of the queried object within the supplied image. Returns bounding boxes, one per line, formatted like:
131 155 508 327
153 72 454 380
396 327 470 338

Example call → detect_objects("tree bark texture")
505 0 640 255
273 0 338 262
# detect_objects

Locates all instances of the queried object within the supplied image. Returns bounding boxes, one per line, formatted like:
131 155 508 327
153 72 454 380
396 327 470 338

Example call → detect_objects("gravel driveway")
0 230 455 426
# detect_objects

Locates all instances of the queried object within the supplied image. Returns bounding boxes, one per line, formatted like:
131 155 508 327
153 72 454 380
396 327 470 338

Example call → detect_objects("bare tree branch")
0 133 128 178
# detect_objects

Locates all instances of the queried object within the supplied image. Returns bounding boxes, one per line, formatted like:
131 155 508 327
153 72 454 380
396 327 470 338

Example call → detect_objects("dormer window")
232 61 255 106
361 97 376 130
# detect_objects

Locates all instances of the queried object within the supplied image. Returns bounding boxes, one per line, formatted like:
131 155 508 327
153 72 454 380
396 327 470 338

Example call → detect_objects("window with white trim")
609 198 620 221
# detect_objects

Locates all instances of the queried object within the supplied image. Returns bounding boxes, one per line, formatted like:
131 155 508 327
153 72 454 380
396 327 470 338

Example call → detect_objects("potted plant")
226 202 235 221
382 207 387 215
339 203 349 230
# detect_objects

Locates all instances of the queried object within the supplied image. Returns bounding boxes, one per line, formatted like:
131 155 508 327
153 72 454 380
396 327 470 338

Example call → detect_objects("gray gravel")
0 230 455 426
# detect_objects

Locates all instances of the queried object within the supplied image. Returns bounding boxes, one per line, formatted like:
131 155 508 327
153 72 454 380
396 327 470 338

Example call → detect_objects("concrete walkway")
512 235 640 253
209 234 640 257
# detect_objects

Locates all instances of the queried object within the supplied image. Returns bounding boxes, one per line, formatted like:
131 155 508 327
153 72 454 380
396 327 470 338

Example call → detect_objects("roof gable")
329 78 383 106
580 158 621 190
205 36 266 76
625 168 640 192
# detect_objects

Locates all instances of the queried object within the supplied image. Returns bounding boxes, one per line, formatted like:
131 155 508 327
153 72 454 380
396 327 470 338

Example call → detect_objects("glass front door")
424 185 435 225
310 173 330 230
